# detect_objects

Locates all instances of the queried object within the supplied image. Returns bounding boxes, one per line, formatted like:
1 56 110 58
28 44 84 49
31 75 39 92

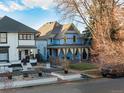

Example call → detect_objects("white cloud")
22 0 54 10
0 0 54 12
10 2 26 11
0 2 10 12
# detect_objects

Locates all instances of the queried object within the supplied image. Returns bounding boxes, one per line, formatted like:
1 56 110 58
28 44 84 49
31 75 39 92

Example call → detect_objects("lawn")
69 63 98 71
83 70 102 78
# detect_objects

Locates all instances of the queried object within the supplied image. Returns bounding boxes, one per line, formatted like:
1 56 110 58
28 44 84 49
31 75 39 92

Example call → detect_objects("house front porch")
47 45 90 65
17 46 38 65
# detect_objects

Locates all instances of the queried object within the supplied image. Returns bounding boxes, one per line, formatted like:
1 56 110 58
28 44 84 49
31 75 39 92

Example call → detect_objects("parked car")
100 63 124 78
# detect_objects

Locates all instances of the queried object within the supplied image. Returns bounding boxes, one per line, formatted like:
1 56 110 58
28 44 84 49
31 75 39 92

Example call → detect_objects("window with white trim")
19 33 34 40
0 33 7 43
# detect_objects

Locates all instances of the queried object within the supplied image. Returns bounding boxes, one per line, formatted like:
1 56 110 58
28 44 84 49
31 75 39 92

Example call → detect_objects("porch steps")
21 63 32 71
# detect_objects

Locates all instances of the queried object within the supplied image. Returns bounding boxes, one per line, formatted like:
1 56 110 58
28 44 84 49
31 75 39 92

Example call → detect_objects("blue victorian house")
37 22 91 64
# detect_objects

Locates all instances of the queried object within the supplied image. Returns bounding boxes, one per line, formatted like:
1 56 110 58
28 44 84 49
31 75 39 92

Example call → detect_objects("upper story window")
19 33 34 40
73 35 77 42
64 36 67 43
0 33 7 43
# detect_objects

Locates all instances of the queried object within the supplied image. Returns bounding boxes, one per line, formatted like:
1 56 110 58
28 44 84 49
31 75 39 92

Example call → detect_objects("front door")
19 50 29 60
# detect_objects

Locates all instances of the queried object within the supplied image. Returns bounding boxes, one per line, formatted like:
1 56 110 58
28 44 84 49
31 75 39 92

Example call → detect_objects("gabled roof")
0 16 37 33
62 23 80 33
61 23 73 31
38 21 61 36
38 22 81 39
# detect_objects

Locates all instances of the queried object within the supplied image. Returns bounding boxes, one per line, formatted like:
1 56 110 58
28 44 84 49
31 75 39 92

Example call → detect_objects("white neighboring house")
0 16 37 69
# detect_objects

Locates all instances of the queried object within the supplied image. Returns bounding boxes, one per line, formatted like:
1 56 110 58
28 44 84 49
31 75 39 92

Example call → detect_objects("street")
11 78 124 93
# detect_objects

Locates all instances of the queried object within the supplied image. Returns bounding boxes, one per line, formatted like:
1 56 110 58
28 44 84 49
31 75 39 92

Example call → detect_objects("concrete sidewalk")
0 76 58 89
0 68 101 90
69 69 102 79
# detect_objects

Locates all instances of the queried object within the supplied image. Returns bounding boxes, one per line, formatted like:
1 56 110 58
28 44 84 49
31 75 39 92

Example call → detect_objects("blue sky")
0 0 123 32
0 8 60 29
0 0 61 30
0 0 84 32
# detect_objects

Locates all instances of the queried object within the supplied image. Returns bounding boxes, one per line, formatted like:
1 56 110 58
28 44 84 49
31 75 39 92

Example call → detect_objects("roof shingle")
0 16 37 33
37 21 81 39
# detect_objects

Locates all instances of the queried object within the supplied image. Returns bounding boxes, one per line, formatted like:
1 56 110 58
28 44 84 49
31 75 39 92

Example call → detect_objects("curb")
0 77 58 89
81 73 102 79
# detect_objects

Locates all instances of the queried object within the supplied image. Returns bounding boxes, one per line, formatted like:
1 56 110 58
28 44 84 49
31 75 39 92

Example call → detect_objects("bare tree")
55 0 124 66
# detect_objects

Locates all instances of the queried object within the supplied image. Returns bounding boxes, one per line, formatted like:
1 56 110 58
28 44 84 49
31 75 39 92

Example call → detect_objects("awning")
9 64 22 68
48 44 90 48
0 46 10 48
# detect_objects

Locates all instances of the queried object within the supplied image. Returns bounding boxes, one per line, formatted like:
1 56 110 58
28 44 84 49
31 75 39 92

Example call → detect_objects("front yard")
69 63 98 71
69 63 102 78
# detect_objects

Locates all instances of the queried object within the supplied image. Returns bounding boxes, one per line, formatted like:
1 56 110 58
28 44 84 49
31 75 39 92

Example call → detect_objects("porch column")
21 50 25 60
70 48 73 60
81 48 84 61
62 48 67 64
85 48 89 60
73 48 77 60
62 48 69 72
63 48 67 59
72 48 75 60
56 48 60 65
78 48 81 62
32 49 37 58
66 48 69 60
49 48 53 66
